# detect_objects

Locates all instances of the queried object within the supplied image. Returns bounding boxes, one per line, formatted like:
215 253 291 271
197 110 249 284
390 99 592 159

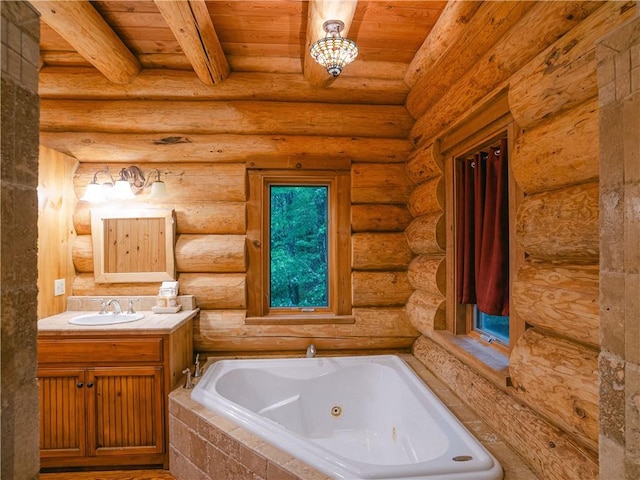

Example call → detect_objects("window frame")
247 168 352 323
444 119 524 355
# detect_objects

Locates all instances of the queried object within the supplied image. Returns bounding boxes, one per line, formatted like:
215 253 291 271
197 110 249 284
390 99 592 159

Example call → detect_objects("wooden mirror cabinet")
91 207 176 283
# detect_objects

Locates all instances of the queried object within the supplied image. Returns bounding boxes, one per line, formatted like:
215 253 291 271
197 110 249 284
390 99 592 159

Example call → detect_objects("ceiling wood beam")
304 0 358 88
30 0 140 84
154 0 229 85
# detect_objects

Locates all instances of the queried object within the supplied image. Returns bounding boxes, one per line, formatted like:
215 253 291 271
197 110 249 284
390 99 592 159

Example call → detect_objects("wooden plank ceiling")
34 0 447 96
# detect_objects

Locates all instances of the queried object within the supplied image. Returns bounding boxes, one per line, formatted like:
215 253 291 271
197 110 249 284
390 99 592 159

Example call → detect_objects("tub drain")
452 455 473 462
330 405 342 417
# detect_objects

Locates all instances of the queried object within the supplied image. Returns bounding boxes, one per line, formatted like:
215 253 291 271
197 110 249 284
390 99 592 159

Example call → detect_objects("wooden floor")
40 470 175 480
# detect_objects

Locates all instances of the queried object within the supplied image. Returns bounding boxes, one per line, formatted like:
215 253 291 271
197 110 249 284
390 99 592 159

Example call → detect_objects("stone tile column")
1 1 40 478
597 12 640 480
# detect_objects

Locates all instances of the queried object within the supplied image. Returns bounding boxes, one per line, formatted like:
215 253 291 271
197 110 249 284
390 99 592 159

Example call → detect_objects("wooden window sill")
430 330 511 389
245 315 355 325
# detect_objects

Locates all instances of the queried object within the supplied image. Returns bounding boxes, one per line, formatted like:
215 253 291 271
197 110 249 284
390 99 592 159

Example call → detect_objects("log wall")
404 141 446 338
62 121 418 356
407 2 636 479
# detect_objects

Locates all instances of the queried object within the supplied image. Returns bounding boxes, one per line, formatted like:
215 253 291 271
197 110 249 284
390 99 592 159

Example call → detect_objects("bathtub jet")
191 355 503 480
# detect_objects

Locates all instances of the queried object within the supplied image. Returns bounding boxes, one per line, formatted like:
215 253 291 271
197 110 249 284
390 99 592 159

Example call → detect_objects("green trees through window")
269 185 329 308
247 167 350 319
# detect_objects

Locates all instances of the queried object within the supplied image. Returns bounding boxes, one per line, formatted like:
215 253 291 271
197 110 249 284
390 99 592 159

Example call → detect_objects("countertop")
38 308 199 336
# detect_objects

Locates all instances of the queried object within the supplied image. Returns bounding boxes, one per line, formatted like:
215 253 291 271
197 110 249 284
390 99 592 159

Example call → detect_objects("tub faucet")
106 299 122 315
306 343 316 358
193 353 202 378
182 368 193 389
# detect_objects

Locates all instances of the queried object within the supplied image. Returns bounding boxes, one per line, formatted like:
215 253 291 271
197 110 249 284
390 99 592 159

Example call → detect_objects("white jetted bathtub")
191 355 503 480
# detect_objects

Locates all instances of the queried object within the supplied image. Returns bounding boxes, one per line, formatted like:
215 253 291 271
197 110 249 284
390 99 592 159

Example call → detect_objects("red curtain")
456 138 510 315
456 157 477 304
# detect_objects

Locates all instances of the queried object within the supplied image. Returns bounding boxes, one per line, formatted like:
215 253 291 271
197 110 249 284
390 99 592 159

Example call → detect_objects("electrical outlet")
54 279 65 296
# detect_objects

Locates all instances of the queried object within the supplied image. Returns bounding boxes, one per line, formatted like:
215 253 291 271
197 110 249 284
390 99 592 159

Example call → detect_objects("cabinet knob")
77 382 84 388
86 382 94 388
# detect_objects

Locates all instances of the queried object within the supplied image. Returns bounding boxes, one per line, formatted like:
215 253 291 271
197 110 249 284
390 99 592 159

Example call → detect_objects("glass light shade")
81 182 107 203
149 181 168 199
112 180 135 200
310 36 358 77
101 182 114 201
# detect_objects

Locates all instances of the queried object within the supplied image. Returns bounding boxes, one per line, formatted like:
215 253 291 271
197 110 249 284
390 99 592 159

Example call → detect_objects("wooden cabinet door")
38 368 87 459
87 366 164 457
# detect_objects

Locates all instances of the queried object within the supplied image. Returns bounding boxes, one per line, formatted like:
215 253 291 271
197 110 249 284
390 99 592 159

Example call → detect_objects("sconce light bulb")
113 180 135 200
81 182 107 203
150 181 168 199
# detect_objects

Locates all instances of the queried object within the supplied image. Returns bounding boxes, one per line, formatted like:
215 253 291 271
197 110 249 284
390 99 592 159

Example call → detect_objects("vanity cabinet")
37 317 193 470
38 367 87 459
38 365 164 464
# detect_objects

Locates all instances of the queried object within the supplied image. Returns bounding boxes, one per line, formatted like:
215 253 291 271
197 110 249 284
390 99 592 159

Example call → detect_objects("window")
455 138 511 346
445 120 524 353
269 185 329 310
475 304 510 345
247 168 351 322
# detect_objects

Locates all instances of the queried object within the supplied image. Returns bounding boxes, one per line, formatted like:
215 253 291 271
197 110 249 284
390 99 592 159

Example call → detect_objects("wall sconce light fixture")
81 167 113 203
81 166 167 203
310 20 358 77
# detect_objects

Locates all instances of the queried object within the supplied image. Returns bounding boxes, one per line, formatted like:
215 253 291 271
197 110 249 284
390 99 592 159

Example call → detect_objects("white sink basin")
68 313 145 326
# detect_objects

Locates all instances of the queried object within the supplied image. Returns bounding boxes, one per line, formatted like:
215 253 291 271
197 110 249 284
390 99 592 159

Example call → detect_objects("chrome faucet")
306 343 316 358
106 299 123 315
93 298 108 314
127 298 139 314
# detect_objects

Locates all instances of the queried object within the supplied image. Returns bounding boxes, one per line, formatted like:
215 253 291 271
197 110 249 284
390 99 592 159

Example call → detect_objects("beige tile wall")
597 13 640 480
1 1 41 478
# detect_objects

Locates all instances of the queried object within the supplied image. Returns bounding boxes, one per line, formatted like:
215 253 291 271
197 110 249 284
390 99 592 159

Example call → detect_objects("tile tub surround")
168 355 537 480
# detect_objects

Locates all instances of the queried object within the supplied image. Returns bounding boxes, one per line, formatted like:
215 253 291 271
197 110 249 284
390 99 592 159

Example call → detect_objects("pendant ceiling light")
310 20 358 77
